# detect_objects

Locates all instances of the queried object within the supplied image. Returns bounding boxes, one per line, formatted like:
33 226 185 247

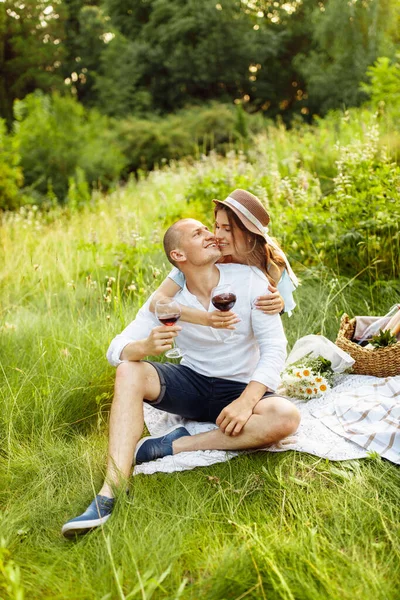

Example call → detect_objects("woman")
150 188 298 328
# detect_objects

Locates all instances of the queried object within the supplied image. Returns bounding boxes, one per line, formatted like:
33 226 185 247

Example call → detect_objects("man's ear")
170 249 186 264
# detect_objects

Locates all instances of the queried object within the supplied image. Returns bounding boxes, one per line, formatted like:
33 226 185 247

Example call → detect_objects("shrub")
116 103 266 174
361 54 400 112
0 119 23 211
13 92 126 202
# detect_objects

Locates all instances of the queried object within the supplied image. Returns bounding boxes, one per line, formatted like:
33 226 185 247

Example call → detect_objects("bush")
0 119 23 211
13 92 127 202
116 103 266 174
116 117 194 174
361 54 400 112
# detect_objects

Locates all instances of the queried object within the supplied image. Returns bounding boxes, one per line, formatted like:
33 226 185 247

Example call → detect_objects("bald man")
62 219 300 538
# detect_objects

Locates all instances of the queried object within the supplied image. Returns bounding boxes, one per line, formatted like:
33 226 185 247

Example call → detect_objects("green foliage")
294 0 400 115
1 166 400 597
0 118 23 210
362 54 400 112
13 92 127 202
0 0 66 123
115 103 264 173
185 110 400 281
98 0 260 116
61 3 111 106
370 329 398 348
1 0 400 123
116 116 194 174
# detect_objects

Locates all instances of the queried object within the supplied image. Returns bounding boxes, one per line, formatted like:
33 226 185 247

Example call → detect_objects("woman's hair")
214 205 286 286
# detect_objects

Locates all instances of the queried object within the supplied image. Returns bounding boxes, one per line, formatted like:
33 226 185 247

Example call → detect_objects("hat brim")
212 199 263 237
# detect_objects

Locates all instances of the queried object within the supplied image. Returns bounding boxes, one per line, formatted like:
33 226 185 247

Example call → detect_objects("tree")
96 0 264 116
0 0 66 122
59 0 111 106
293 0 400 115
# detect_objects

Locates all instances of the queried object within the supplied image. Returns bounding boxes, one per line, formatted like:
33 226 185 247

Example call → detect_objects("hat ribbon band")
224 196 265 233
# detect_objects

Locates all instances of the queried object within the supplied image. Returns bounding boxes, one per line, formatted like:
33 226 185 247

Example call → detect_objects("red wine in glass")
158 313 181 326
155 300 184 359
211 284 238 343
211 293 237 312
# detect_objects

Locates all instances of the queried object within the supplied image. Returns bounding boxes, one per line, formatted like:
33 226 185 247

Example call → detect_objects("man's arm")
106 295 180 366
216 380 269 436
120 326 181 361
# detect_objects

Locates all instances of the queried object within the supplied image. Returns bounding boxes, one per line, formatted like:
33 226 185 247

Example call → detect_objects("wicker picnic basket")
335 314 400 377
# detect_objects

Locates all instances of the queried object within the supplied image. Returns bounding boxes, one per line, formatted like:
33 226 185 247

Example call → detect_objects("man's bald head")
163 219 192 267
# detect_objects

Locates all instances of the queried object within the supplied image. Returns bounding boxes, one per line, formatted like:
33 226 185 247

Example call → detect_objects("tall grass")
1 108 399 599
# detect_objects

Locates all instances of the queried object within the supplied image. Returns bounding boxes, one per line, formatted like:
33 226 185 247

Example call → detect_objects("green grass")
1 114 400 599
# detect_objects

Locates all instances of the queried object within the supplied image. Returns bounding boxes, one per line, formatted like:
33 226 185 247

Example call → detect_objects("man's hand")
145 325 181 356
216 397 253 436
254 284 284 315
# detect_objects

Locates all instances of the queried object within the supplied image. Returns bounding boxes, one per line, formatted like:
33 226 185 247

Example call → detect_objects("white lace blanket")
133 374 399 476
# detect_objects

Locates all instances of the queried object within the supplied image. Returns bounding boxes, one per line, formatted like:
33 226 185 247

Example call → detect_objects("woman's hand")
254 285 284 315
207 310 240 330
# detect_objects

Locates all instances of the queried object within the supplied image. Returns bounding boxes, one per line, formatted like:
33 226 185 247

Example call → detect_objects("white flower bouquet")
281 355 335 401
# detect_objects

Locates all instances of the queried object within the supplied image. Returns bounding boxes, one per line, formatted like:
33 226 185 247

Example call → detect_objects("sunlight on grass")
1 115 399 599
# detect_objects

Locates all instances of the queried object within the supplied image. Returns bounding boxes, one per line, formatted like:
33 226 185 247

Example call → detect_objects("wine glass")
155 299 184 359
211 283 238 344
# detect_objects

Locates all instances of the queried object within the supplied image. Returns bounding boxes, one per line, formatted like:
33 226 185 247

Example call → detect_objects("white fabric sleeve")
249 271 287 391
277 269 296 315
167 267 185 288
106 298 159 367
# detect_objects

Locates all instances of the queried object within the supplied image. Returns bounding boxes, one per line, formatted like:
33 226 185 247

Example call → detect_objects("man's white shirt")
107 264 287 391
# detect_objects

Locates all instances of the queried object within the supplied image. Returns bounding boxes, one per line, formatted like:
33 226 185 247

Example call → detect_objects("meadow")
1 108 400 599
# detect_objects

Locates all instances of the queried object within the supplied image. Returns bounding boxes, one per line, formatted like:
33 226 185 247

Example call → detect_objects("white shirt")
106 264 287 391
168 264 297 314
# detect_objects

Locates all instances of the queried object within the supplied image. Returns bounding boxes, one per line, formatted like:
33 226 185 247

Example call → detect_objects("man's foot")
61 495 115 538
134 426 190 465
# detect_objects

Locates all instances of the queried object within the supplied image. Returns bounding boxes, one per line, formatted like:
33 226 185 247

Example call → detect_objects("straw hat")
213 189 270 236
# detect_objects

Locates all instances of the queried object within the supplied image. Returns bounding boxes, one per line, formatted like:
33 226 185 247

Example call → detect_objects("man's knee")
116 360 142 382
256 396 300 443
115 361 160 399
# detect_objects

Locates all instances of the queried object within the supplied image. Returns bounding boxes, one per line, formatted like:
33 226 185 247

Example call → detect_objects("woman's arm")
254 267 297 315
150 277 239 328
149 277 182 313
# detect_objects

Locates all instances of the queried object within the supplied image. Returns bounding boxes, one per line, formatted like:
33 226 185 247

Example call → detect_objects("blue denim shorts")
144 361 274 423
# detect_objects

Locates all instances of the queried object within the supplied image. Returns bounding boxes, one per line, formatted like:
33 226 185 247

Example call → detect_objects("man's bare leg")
99 361 161 498
172 396 300 454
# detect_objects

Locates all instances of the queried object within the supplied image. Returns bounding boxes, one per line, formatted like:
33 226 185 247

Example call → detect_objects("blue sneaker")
135 426 190 465
61 495 115 538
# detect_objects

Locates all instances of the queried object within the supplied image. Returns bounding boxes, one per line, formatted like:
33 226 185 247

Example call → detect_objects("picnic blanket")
133 374 400 476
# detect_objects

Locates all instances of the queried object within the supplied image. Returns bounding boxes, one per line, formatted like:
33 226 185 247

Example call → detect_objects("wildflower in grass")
127 283 137 292
67 280 76 290
86 275 97 289
1 322 16 332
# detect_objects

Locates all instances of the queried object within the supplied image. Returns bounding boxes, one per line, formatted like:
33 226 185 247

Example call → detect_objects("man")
62 218 300 537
